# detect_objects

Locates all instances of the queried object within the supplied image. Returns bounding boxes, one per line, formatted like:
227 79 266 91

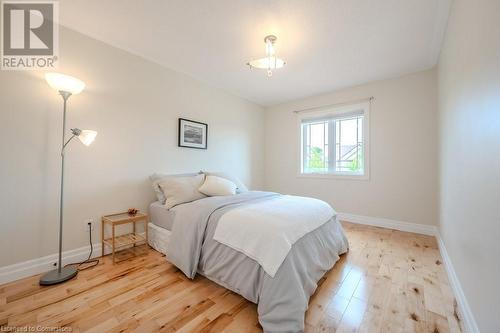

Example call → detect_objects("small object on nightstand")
127 208 139 216
101 211 149 263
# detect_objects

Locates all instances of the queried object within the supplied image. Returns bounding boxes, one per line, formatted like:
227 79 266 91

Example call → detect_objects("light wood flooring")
0 222 463 332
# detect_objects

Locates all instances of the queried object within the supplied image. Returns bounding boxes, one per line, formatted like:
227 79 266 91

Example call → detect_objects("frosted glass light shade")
247 57 285 69
78 130 97 146
45 73 85 94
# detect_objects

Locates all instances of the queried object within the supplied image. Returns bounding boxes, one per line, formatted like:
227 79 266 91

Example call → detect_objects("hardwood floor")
0 222 463 333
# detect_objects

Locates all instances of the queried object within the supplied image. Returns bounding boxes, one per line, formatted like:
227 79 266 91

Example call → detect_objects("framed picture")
178 118 208 149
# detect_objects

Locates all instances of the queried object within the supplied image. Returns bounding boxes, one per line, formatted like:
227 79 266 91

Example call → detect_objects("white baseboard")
436 233 480 333
0 243 102 285
338 212 437 236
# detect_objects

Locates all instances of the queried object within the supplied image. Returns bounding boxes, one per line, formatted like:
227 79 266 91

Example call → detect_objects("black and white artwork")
178 118 208 149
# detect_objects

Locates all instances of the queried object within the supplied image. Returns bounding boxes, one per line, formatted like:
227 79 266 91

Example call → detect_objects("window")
299 102 369 178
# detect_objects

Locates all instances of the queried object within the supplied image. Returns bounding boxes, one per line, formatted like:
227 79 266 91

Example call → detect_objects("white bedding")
213 195 335 277
148 223 171 255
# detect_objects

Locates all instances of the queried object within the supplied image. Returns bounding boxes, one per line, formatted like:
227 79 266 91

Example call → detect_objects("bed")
147 190 348 333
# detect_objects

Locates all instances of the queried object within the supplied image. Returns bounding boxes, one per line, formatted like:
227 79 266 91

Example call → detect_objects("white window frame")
297 101 370 180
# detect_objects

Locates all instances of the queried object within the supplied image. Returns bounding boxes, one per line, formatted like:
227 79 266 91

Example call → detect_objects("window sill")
297 172 369 181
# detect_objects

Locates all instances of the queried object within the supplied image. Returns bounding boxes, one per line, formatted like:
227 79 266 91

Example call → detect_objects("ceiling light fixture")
247 35 285 77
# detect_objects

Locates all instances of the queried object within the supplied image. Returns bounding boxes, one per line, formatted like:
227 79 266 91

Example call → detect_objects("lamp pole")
58 91 71 273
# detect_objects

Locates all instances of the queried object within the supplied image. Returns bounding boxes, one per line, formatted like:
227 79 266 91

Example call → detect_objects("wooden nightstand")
101 212 149 263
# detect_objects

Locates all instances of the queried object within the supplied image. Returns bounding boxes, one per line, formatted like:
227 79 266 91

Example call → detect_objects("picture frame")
178 118 208 149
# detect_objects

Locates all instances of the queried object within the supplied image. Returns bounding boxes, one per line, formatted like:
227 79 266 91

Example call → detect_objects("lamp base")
39 266 78 286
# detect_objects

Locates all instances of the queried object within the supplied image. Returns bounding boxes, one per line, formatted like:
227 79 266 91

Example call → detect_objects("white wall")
0 27 264 267
264 69 438 226
438 0 500 331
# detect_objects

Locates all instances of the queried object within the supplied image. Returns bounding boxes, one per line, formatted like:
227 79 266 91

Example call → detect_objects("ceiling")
59 0 452 106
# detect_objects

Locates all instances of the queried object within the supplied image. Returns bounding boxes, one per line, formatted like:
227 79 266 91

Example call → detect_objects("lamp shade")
77 130 97 146
45 73 85 94
247 57 285 70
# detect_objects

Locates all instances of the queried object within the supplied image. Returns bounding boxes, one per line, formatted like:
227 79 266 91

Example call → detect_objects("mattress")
149 201 176 230
148 223 171 255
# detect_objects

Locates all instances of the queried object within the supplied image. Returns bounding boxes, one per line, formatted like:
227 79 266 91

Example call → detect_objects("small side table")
101 212 149 263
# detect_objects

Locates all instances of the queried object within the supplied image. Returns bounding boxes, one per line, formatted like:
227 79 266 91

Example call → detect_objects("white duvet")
213 195 335 277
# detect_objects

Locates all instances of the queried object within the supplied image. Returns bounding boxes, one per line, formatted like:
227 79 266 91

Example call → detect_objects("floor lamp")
40 73 98 286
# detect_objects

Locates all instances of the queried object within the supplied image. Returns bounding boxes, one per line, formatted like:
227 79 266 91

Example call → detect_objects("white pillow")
203 171 248 193
199 175 237 196
158 174 206 209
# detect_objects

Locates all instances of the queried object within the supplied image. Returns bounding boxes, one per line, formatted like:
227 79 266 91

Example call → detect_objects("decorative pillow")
199 175 237 196
158 174 207 209
203 171 249 193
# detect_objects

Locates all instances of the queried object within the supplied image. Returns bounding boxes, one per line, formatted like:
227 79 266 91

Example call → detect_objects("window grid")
301 115 364 175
